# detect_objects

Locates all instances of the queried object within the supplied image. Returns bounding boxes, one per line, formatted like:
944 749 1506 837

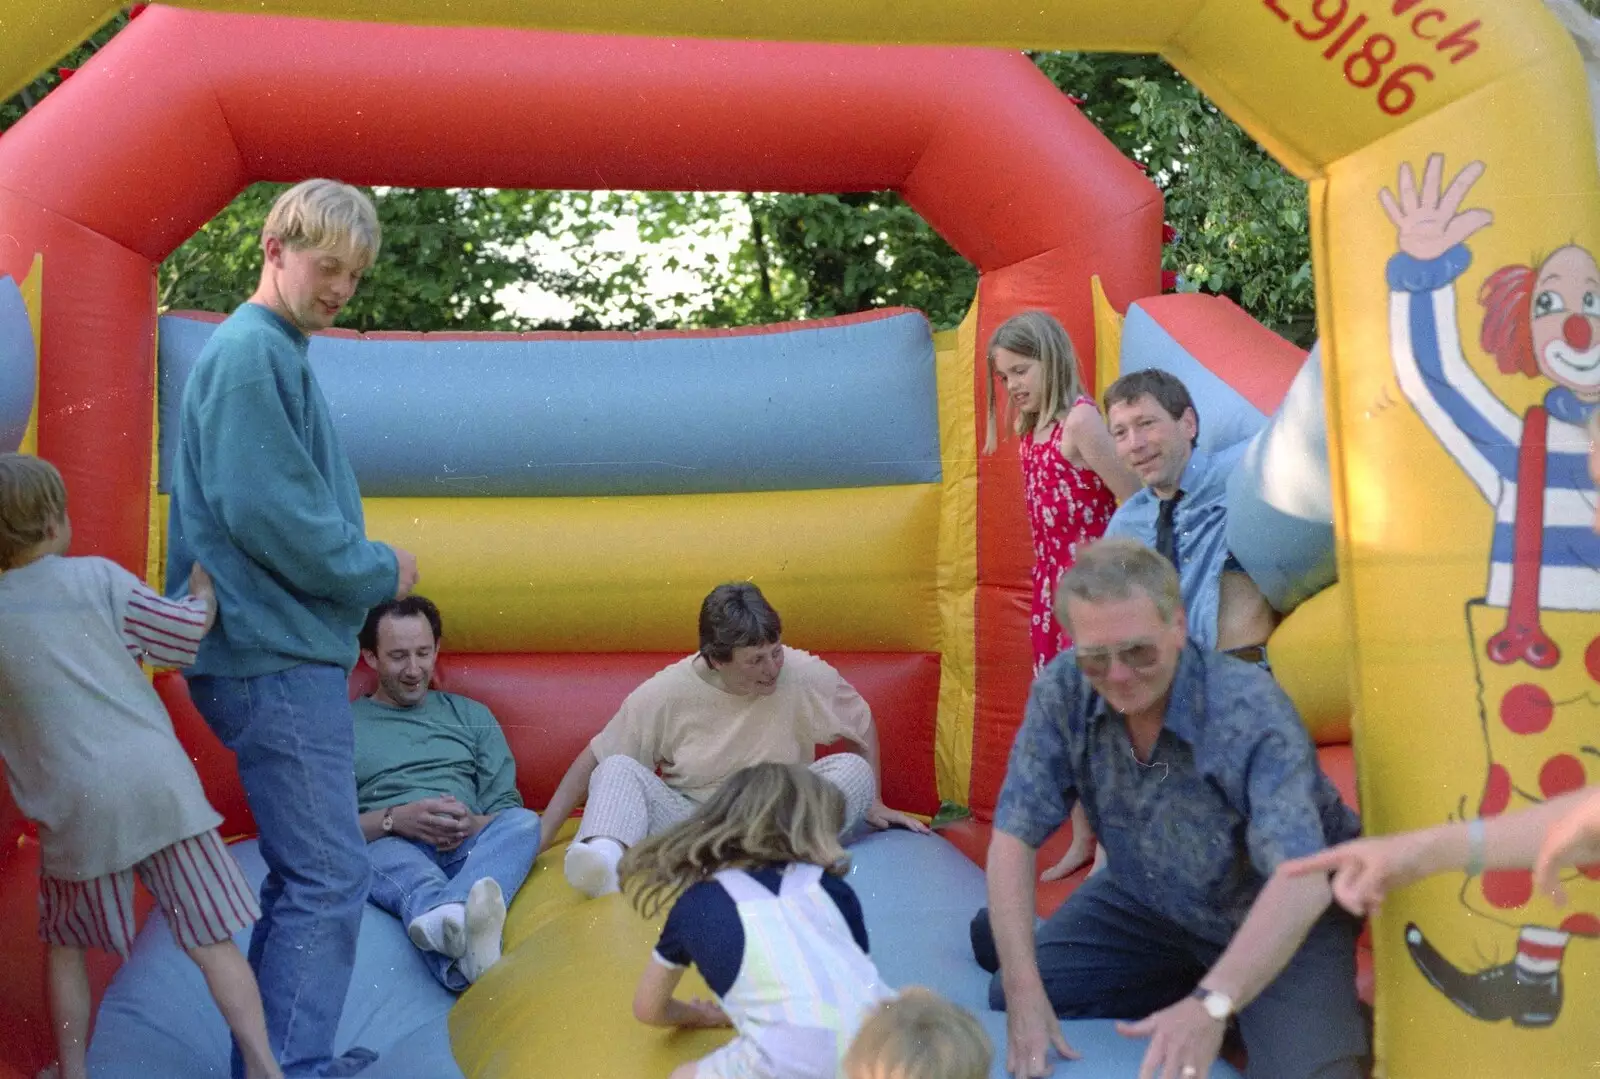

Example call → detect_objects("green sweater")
351 691 523 815
166 304 397 676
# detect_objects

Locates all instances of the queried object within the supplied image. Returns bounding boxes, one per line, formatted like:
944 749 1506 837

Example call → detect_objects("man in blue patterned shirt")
973 537 1366 1079
1102 369 1276 660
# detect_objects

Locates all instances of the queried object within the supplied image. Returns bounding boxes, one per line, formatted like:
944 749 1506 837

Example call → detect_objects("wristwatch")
382 807 395 834
1190 986 1234 1022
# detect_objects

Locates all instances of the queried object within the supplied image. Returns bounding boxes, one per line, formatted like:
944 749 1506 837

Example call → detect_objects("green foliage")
523 189 977 331
1032 52 1316 346
158 185 570 332
706 192 977 329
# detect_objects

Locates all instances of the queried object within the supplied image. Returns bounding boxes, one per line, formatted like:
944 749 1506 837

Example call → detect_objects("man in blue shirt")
973 538 1367 1079
1102 369 1276 659
168 179 419 1078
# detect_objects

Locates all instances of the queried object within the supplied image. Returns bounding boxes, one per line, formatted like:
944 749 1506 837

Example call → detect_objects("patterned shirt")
995 643 1359 945
1104 448 1237 649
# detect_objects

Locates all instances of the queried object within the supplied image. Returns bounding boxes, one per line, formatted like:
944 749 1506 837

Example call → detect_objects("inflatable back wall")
151 309 957 814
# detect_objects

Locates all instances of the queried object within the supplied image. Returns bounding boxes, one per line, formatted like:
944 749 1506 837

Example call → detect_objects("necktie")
1155 492 1182 569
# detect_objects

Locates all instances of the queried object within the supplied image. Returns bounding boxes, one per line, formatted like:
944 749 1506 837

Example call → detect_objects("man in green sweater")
168 179 419 1078
351 596 540 991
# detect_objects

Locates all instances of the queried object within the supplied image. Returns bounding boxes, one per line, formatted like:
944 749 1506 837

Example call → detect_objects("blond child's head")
262 179 380 268
619 761 849 919
257 179 381 333
985 310 1086 453
844 988 993 1079
0 453 67 569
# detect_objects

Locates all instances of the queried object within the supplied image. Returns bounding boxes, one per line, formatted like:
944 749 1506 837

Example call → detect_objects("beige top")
590 647 872 803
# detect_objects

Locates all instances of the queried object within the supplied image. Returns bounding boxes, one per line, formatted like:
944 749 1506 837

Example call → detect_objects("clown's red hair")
1478 263 1538 377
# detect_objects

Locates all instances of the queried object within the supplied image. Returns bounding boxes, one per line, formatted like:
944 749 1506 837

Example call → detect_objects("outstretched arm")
990 830 1079 1077
841 721 931 834
539 746 599 853
1283 787 1600 915
121 564 213 668
632 958 729 1029
1119 869 1330 1079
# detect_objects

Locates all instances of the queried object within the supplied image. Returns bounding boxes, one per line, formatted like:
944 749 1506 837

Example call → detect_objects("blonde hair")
262 179 381 267
619 761 849 919
984 311 1086 453
843 988 993 1079
1055 536 1182 631
0 453 67 569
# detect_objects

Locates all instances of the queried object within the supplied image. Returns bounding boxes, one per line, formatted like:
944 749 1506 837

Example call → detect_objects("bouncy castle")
0 2 1596 1077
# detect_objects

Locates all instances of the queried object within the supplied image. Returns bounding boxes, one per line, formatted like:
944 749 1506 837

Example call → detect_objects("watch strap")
1466 818 1486 877
1189 986 1232 1020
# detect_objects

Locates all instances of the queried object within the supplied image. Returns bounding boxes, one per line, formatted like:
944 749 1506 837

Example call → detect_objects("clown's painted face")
1532 245 1600 397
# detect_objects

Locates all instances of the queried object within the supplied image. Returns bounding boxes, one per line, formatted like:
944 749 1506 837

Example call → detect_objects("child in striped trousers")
621 762 892 1079
0 454 279 1079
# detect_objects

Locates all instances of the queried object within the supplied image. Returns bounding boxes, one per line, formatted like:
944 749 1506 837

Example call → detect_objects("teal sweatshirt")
167 303 397 677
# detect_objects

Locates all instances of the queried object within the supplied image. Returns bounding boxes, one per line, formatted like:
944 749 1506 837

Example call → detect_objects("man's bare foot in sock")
459 878 507 984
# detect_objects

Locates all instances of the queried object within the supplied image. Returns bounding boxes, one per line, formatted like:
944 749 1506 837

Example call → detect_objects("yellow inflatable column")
933 313 978 807
15 254 40 456
1319 33 1600 1079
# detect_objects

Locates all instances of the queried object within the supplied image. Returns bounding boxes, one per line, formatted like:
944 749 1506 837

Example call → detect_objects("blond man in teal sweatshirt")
167 179 418 1079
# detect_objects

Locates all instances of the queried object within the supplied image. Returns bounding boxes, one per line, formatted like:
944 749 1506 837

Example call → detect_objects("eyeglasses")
1074 640 1163 678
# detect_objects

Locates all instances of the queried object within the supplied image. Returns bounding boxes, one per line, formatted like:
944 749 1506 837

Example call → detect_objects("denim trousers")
367 807 541 991
188 664 372 1079
989 873 1370 1079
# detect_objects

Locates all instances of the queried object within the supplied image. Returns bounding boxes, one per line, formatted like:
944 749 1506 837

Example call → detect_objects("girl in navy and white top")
620 761 891 1079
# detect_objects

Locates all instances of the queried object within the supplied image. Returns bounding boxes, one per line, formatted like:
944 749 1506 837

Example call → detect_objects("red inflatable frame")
0 8 1161 826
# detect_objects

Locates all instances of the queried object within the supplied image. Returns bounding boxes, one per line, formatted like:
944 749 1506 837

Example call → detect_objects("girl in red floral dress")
986 311 1139 880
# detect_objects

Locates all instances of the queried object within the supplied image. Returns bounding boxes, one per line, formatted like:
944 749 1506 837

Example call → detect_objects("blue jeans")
989 874 1370 1079
367 807 541 991
188 665 373 1079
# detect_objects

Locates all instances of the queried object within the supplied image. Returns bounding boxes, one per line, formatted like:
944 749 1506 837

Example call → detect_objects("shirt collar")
1171 447 1211 499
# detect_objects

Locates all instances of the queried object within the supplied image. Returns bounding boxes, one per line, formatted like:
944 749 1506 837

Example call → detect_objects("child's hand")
187 562 218 634
676 998 731 1029
188 562 214 600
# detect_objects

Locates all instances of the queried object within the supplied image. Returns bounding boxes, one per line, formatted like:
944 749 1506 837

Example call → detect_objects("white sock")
564 837 624 898
458 878 507 984
407 902 467 958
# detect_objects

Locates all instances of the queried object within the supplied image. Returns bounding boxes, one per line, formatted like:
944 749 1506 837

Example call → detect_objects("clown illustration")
1385 154 1600 1027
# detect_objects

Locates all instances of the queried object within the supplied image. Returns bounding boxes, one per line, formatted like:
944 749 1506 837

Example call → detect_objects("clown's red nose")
1566 314 1595 351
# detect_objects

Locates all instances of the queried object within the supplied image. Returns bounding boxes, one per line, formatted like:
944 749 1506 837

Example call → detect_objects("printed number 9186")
1265 0 1436 116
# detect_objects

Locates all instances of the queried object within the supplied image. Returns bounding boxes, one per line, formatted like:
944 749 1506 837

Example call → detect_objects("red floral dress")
1021 399 1119 672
